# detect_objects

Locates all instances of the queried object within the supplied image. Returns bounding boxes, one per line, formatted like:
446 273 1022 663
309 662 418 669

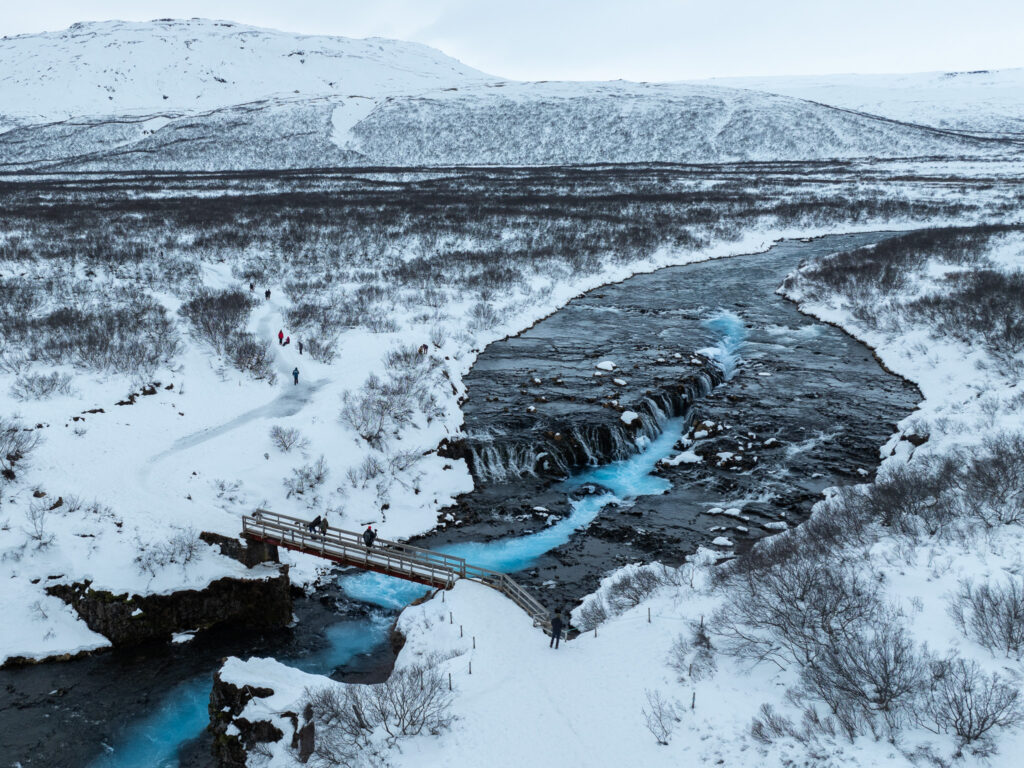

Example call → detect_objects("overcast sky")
4 1 1022 81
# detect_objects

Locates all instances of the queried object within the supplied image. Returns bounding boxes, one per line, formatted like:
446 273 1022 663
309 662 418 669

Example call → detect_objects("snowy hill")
703 69 1024 138
0 18 493 126
0 20 1020 170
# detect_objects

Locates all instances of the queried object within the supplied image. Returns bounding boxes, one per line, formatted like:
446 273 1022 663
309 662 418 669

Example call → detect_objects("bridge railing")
244 509 470 577
242 510 553 632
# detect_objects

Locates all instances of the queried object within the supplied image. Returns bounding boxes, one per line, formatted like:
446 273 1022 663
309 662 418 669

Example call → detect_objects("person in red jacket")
278 329 284 345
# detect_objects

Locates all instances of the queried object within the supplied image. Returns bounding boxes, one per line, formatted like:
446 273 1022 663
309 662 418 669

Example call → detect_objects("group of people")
275 329 304 385
304 518 379 549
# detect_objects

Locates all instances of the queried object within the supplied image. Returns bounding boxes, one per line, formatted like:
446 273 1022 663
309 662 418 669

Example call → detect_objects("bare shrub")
0 416 42 484
340 374 417 450
269 425 309 453
800 617 926 739
303 655 455 765
178 288 255 351
607 567 663 612
668 622 717 683
10 371 75 401
713 556 881 669
468 301 500 332
134 527 202 576
953 432 1024 527
575 598 609 631
642 689 680 745
922 657 1023 754
305 336 338 364
950 577 1024 659
24 501 54 547
285 456 330 497
750 703 838 745
225 331 276 383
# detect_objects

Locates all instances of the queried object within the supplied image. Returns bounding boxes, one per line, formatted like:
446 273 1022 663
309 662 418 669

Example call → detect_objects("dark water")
0 231 920 768
418 231 921 607
0 585 396 768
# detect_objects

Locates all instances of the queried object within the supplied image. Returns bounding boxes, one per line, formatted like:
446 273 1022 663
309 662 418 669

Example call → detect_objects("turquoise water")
340 416 685 608
87 614 394 768
92 308 743 767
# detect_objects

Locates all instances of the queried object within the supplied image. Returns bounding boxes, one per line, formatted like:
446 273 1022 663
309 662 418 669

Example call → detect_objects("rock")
209 669 282 768
46 570 292 647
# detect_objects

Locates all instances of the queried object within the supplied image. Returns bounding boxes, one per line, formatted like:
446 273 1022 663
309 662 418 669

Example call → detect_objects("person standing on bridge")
319 516 328 537
293 367 300 385
550 611 564 649
306 515 322 534
363 525 377 548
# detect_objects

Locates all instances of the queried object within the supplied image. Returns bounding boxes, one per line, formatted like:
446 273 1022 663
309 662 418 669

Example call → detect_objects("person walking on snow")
265 289 271 300
249 282 255 292
292 367 299 385
298 340 303 355
284 336 290 347
278 330 284 345
362 525 376 548
550 611 564 649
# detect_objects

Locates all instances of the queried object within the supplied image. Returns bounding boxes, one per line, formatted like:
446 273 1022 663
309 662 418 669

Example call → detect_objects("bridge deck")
242 510 551 632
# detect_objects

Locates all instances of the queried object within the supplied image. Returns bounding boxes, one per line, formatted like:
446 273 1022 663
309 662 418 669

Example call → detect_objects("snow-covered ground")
223 228 1024 766
701 68 1024 138
2 20 1021 170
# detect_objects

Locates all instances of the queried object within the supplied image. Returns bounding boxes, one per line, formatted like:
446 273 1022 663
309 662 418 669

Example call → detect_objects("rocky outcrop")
209 668 284 768
46 569 292 647
200 531 280 567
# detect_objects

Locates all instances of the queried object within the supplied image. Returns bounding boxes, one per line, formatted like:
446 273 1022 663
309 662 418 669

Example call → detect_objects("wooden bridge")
242 510 552 632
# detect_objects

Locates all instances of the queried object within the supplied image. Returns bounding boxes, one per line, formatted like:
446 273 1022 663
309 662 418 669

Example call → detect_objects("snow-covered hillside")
704 69 1024 138
0 19 493 127
0 19 1020 171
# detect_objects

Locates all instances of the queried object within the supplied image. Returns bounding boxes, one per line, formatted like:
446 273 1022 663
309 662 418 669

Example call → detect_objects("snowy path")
148 295 326 463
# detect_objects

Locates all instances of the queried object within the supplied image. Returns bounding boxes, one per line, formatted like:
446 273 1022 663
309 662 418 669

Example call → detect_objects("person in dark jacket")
306 515 322 533
319 516 329 537
249 282 255 292
550 611 564 649
265 289 271 300
298 341 303 355
293 367 299 385
362 525 376 548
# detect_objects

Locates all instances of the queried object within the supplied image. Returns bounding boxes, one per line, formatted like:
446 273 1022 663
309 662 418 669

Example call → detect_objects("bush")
10 371 75 400
134 528 202 576
922 657 1023 754
950 577 1024 659
225 331 276 383
713 556 881 669
178 288 255 351
0 416 42 484
269 425 309 453
800 618 926 738
285 456 330 498
607 567 663 612
642 689 680 745
303 655 455 765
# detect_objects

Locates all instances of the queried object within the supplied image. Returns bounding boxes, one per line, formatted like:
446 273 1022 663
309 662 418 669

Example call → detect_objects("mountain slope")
0 19 1019 170
0 18 494 126
702 69 1024 138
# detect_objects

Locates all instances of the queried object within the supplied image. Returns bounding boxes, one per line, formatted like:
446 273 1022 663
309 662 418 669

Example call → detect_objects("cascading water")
700 310 746 381
340 418 686 607
91 308 745 768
